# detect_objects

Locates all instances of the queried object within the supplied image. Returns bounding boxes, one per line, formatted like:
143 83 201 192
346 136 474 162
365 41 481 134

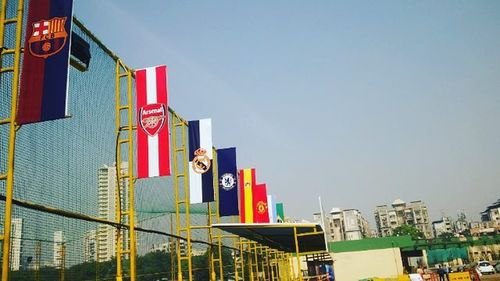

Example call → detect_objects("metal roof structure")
212 223 328 255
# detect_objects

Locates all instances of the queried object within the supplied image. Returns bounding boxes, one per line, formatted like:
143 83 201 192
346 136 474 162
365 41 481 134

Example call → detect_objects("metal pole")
114 60 123 281
0 0 24 280
126 70 137 281
293 227 302 281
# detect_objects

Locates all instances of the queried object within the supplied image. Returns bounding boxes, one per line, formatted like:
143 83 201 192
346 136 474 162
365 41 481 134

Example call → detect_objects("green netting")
0 0 239 279
426 247 468 265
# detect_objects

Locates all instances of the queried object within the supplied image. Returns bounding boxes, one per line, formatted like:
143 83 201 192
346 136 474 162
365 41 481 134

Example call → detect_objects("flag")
217 147 239 217
239 168 255 223
267 195 275 223
17 0 74 124
252 184 269 223
276 203 285 223
136 65 171 178
189 119 213 204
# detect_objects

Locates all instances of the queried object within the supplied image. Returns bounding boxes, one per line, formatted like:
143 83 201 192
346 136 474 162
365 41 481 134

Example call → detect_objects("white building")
432 217 453 237
343 209 369 240
374 199 432 238
97 162 129 262
314 207 370 242
83 230 97 262
53 231 64 268
481 199 500 224
10 218 23 271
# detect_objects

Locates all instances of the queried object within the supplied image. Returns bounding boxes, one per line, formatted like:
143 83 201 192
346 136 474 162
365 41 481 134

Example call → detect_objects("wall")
332 248 404 281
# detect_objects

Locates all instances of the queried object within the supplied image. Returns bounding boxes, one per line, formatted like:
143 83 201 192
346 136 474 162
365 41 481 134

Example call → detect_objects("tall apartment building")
97 162 129 262
314 207 371 242
53 231 64 268
432 217 453 237
374 199 432 238
10 218 23 271
83 230 97 262
454 210 470 234
481 199 500 224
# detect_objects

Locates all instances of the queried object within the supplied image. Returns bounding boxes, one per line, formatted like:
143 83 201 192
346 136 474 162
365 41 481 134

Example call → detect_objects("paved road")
481 273 500 281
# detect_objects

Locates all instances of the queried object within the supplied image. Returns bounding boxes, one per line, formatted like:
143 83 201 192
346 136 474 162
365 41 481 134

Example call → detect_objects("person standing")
438 265 446 281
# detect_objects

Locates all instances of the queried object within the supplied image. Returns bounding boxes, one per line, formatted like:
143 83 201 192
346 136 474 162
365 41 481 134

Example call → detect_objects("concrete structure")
330 236 413 281
432 217 453 238
470 220 499 236
83 230 97 262
314 208 371 242
454 211 470 235
468 244 500 262
97 162 129 262
374 199 432 238
476 199 500 236
53 231 64 268
10 218 23 271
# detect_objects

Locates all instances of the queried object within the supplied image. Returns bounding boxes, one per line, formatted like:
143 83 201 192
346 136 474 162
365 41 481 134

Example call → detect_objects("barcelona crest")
139 103 167 136
28 17 68 59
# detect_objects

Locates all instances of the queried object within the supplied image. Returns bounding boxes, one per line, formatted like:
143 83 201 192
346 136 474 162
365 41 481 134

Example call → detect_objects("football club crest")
139 103 167 136
28 17 68 59
256 201 267 215
192 148 211 174
220 173 236 191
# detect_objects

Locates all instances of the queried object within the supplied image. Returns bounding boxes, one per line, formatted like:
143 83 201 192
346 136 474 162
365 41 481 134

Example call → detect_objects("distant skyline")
76 1 500 224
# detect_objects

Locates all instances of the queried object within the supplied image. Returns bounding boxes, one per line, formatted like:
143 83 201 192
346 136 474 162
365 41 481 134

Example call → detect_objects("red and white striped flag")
136 65 171 178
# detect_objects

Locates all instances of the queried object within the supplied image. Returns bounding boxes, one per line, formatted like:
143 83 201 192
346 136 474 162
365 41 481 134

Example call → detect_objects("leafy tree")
392 224 425 240
438 232 455 241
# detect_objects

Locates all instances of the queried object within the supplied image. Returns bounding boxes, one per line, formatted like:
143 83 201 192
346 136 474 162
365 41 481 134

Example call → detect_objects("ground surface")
481 273 500 281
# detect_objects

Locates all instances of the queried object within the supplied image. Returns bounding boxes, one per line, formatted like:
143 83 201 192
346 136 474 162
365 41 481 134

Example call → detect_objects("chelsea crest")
220 173 236 191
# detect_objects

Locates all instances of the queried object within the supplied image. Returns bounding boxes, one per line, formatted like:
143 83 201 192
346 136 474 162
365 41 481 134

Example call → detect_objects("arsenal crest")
28 17 68 59
220 173 236 191
192 148 211 174
256 201 268 215
139 103 167 136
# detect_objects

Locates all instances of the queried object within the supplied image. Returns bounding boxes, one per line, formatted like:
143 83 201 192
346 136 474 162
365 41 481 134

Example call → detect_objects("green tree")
392 224 425 240
438 232 455 241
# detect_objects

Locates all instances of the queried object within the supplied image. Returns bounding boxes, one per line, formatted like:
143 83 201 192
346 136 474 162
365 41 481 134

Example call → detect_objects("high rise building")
97 162 129 262
53 231 64 268
314 207 371 242
10 218 23 271
83 230 97 262
432 217 453 237
454 210 470 234
374 199 432 238
481 199 500 224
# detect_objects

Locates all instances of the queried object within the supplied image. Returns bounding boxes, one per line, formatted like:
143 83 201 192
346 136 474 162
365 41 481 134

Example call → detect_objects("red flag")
252 183 269 223
136 65 171 178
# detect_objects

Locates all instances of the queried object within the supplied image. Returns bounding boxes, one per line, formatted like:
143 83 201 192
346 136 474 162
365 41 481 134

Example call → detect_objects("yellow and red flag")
239 168 255 223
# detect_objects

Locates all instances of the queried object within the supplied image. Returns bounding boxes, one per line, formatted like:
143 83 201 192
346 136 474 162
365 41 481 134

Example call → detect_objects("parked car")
477 261 495 275
495 262 500 273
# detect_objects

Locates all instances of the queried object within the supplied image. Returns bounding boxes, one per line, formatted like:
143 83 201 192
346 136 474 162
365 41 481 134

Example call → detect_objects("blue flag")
217 147 239 216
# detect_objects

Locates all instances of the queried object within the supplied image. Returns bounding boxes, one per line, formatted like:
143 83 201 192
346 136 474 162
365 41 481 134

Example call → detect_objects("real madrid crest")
220 173 236 191
192 148 211 174
256 201 267 215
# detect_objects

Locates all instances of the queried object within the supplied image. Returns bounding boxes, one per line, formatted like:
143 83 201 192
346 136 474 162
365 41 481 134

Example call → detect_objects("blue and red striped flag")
17 0 74 124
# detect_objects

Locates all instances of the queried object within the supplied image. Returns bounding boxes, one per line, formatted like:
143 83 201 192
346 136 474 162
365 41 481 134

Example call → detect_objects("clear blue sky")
76 0 500 224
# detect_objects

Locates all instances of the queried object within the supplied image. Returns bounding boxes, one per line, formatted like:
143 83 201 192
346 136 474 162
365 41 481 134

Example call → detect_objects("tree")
392 224 425 240
438 232 455 241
